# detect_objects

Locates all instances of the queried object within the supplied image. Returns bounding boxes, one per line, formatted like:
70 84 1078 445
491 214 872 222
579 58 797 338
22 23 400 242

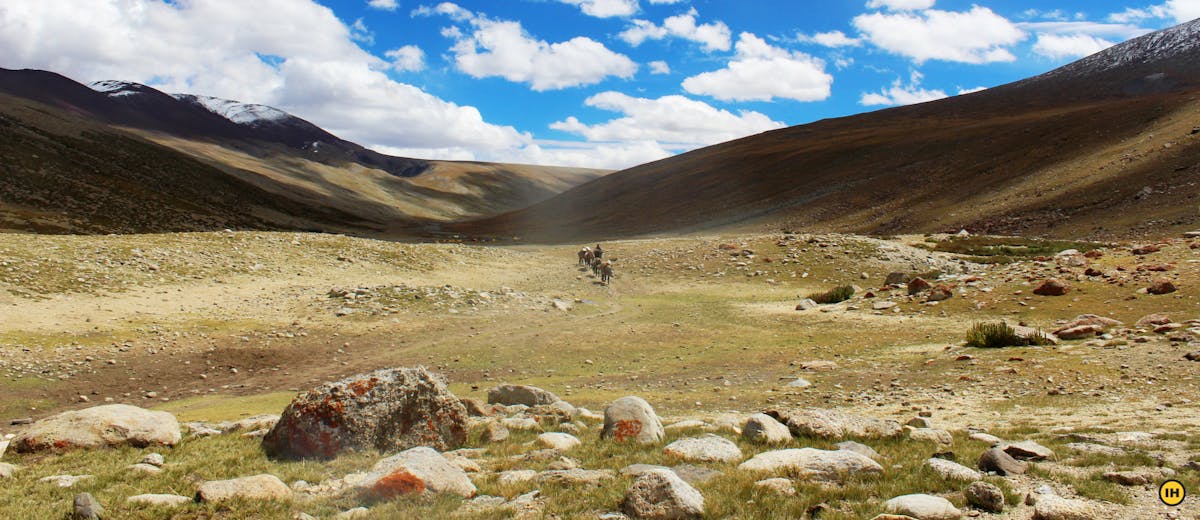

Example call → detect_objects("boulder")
355 446 477 500
14 404 180 452
883 494 962 520
908 428 953 444
927 286 953 302
968 432 1003 445
1147 279 1177 295
621 468 704 520
497 470 538 486
738 448 883 482
663 434 743 463
907 277 932 295
924 458 981 482
262 367 467 460
1053 324 1104 340
196 474 291 503
742 413 792 444
885 272 914 286
126 494 192 507
1032 496 1097 520
537 432 582 452
964 481 1004 513
0 462 15 479
536 468 615 486
1002 440 1054 461
1033 279 1070 296
977 448 1027 476
483 421 510 443
754 477 796 496
836 441 882 461
795 299 820 311
1102 469 1162 486
601 397 665 444
487 385 563 407
766 408 902 439
73 493 103 520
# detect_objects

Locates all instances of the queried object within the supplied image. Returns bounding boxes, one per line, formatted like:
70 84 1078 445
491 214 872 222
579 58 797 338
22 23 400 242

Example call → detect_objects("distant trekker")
594 244 603 259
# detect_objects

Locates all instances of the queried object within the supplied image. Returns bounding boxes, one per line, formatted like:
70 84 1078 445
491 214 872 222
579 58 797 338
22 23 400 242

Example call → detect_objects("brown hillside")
458 20 1200 243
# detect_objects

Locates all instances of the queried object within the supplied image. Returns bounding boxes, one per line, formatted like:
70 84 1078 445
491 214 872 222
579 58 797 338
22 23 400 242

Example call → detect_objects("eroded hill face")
459 20 1200 243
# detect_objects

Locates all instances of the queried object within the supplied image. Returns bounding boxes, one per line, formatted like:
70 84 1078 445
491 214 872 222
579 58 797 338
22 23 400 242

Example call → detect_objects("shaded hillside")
459 19 1200 242
0 70 606 234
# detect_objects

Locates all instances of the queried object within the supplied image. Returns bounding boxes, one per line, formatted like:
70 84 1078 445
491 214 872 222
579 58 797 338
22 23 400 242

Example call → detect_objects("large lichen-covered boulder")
262 367 467 460
601 396 665 445
13 404 180 452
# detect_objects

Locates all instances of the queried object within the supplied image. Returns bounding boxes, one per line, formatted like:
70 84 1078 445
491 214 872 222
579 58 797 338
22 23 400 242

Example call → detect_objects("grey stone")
742 413 792 444
621 468 704 520
663 434 743 463
536 468 616 486
0 462 15 479
538 432 581 451
766 408 902 439
1032 496 1097 520
754 477 796 496
487 385 563 407
964 481 1004 513
1002 440 1054 461
908 428 953 444
978 447 1027 476
836 441 882 461
670 465 722 485
262 367 468 460
126 494 191 507
924 458 981 482
883 494 961 520
73 493 103 520
739 448 883 482
197 474 291 503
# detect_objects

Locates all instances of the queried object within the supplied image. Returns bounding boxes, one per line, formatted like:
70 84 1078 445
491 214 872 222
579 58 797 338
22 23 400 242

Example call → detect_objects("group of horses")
577 246 614 284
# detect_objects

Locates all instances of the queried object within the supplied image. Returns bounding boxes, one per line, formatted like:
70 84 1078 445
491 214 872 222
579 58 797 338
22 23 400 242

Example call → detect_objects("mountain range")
0 70 604 234
2 19 1199 240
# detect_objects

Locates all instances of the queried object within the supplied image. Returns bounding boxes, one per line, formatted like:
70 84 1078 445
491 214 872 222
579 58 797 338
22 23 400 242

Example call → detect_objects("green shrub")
808 285 855 304
965 322 1052 348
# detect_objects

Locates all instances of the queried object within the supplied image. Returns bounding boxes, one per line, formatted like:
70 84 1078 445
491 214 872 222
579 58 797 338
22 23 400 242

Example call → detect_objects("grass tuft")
965 322 1051 348
808 285 855 304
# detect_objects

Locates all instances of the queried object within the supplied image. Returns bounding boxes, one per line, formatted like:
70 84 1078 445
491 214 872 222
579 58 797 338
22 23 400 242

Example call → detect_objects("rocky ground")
0 230 1198 519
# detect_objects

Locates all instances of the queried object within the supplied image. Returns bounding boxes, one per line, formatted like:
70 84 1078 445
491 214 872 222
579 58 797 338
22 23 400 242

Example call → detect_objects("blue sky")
0 0 1197 168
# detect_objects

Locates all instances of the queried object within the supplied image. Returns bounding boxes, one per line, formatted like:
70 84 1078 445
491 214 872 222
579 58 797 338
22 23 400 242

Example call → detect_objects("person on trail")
594 244 603 259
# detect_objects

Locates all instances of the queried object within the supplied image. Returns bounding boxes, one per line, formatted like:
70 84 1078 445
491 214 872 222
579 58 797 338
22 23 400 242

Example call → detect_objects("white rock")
742 414 792 444
1032 495 1098 520
754 477 796 496
908 428 953 444
197 474 291 502
497 470 538 486
924 458 982 482
126 494 191 507
884 493 962 520
738 448 883 482
40 474 94 488
664 434 743 463
621 468 704 520
0 462 15 479
14 404 180 451
538 432 582 452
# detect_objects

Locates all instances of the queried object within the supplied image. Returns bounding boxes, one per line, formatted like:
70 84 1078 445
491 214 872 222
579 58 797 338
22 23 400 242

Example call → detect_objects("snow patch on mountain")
1044 18 1200 78
88 80 146 97
172 94 289 125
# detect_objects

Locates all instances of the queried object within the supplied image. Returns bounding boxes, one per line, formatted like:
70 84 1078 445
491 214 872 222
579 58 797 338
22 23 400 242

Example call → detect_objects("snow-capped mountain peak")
1046 17 1200 79
172 94 289 126
88 80 149 97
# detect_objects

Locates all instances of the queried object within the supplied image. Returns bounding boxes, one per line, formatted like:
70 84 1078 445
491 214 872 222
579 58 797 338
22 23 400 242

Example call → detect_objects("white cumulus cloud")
550 91 785 151
865 0 937 10
619 8 731 52
0 0 532 162
1109 0 1200 23
859 70 947 106
385 45 425 71
853 6 1026 64
421 4 637 90
681 33 833 102
558 0 639 18
799 30 862 47
1032 33 1115 60
367 0 399 11
648 60 671 74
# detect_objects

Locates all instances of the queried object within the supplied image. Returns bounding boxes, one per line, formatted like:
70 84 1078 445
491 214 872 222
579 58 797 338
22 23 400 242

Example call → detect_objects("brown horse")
577 247 592 265
600 260 613 284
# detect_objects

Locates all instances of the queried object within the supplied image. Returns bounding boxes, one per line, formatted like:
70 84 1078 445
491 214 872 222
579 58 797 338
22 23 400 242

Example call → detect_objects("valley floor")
0 230 1198 518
